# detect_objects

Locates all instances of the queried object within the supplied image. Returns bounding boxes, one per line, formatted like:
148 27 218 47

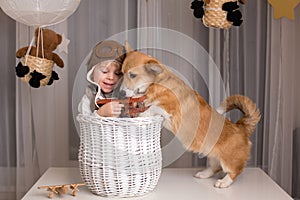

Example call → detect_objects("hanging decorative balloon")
0 0 81 88
0 0 81 27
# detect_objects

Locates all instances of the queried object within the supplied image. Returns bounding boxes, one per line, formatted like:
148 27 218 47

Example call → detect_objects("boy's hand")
97 102 124 117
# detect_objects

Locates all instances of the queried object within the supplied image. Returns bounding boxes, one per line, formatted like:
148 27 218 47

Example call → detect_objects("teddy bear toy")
16 28 64 88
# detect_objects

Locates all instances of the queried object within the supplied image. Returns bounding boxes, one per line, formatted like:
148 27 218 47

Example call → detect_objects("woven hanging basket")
77 114 163 197
21 55 54 86
203 0 235 29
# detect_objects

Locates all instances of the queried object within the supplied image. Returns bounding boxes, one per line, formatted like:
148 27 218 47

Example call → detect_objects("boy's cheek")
93 73 103 83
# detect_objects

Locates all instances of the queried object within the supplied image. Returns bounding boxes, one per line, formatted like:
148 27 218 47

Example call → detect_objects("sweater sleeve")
78 94 92 115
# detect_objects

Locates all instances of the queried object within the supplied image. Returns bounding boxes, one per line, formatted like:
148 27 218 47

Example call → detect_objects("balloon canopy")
0 0 81 27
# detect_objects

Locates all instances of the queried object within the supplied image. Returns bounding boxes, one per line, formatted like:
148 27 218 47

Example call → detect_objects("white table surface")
22 167 293 200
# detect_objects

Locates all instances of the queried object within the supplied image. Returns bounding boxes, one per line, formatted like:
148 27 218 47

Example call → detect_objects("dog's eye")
129 72 137 79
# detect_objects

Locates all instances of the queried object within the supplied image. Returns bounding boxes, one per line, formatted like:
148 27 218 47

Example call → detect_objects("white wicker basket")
77 114 163 197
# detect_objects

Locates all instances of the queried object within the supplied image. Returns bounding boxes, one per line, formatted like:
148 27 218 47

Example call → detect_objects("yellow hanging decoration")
268 0 300 20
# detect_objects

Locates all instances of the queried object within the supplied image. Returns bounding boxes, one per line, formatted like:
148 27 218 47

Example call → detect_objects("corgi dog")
119 42 261 188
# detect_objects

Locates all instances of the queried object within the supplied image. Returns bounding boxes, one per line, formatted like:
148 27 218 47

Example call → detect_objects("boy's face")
93 61 122 93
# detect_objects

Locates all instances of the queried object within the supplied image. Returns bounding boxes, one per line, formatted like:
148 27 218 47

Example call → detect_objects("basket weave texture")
203 0 235 29
21 55 54 86
77 114 163 197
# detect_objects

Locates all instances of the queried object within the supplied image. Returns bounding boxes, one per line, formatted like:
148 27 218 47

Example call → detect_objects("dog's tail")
216 95 261 135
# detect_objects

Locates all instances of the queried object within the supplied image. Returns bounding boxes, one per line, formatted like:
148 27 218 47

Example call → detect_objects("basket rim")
24 54 55 63
76 113 163 125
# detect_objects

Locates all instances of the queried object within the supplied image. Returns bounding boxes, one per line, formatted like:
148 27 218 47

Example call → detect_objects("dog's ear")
125 41 134 53
146 60 163 75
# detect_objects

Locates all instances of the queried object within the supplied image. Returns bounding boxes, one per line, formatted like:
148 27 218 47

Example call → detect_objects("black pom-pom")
191 0 205 19
29 70 46 88
194 9 205 19
29 79 41 88
51 71 59 80
191 0 204 9
15 62 30 77
227 10 243 26
222 2 239 12
30 70 46 80
47 78 54 86
232 19 243 26
47 71 59 85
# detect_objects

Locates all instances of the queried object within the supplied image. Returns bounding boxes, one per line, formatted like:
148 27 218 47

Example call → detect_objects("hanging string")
41 28 45 61
36 27 45 59
36 27 40 59
24 36 36 66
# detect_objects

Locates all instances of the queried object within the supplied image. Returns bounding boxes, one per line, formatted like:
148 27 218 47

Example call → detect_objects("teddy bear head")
35 28 62 52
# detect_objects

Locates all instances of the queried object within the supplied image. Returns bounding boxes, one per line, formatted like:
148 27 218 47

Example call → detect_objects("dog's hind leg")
194 157 222 179
214 173 234 188
214 160 244 188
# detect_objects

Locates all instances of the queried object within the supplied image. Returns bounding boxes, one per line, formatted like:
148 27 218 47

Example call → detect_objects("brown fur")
120 42 261 187
16 28 64 68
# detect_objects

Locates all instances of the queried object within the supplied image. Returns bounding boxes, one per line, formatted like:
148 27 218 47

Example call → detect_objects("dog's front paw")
214 174 233 188
194 168 214 179
138 109 152 117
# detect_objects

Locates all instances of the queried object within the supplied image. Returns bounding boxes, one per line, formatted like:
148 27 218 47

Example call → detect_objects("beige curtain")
264 5 298 194
0 8 16 200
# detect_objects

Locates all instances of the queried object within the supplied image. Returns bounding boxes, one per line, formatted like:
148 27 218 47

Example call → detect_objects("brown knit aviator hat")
87 40 126 72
